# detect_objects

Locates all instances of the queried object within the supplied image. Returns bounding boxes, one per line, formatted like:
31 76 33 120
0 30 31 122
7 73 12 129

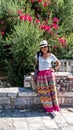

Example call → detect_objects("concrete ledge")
0 87 73 109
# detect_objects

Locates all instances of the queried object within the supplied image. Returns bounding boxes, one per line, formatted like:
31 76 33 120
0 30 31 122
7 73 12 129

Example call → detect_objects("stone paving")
0 108 73 130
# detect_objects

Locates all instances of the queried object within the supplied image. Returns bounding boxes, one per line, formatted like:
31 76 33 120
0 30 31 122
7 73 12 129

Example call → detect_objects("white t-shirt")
35 53 58 71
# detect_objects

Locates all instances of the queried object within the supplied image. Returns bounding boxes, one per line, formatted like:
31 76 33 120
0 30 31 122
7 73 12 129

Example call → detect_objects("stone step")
0 87 73 109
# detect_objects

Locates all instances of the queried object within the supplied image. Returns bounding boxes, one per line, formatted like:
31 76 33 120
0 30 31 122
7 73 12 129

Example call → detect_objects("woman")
35 40 61 119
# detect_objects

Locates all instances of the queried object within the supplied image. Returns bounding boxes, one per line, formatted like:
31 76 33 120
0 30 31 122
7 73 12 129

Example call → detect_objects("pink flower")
43 2 48 7
18 10 22 15
39 24 51 32
39 24 45 29
52 23 59 29
45 25 51 31
53 17 59 23
39 24 48 30
1 31 5 36
20 14 33 22
37 0 42 2
34 19 40 24
26 15 33 22
39 24 53 35
58 38 66 45
20 15 26 20
31 0 35 3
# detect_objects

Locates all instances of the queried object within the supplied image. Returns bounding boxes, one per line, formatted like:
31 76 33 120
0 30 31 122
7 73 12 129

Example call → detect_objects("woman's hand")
50 60 61 72
50 68 55 72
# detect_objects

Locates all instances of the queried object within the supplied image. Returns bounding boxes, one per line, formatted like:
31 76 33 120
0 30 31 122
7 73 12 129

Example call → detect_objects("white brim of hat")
40 44 48 48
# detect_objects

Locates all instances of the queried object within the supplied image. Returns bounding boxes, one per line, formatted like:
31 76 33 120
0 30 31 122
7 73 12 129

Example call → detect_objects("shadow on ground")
0 108 49 118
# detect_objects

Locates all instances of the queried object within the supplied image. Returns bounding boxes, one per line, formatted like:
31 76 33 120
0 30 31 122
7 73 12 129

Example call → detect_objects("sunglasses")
41 46 48 49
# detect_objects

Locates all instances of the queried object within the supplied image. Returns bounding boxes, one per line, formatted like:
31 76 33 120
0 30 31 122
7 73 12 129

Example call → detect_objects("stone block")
24 75 32 88
8 93 17 98
0 106 3 109
33 97 40 104
65 98 73 105
58 97 67 105
0 93 7 97
0 88 9 93
61 98 65 104
58 92 73 98
14 97 34 107
18 91 37 97
0 97 10 105
5 105 11 109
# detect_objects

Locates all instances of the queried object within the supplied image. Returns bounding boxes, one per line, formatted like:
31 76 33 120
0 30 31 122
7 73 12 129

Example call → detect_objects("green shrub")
0 0 73 86
5 21 43 86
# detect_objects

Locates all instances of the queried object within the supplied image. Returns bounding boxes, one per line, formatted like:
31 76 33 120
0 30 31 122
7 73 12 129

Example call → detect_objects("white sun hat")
40 40 48 47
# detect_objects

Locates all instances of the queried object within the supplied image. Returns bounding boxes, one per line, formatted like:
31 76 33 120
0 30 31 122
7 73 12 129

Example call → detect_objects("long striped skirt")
37 70 60 112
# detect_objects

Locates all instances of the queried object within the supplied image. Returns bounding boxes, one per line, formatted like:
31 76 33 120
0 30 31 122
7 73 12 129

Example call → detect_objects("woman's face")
40 46 48 53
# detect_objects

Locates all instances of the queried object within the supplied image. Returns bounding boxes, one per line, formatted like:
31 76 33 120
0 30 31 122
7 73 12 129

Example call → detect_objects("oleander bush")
5 21 43 86
0 0 73 86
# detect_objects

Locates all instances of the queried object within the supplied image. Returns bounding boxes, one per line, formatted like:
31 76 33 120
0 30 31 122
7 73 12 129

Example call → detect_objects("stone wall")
0 87 39 109
0 60 73 109
58 60 73 72
0 87 73 110
24 72 73 92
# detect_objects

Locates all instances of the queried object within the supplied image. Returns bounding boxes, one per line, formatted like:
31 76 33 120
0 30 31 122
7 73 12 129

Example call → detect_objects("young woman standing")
35 40 61 119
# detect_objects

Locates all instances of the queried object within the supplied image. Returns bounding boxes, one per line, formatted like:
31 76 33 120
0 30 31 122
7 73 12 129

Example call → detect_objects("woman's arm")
50 60 61 72
35 59 37 64
54 60 61 71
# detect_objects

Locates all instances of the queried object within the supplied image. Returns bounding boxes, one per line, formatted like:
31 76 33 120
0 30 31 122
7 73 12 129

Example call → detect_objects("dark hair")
39 46 51 56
